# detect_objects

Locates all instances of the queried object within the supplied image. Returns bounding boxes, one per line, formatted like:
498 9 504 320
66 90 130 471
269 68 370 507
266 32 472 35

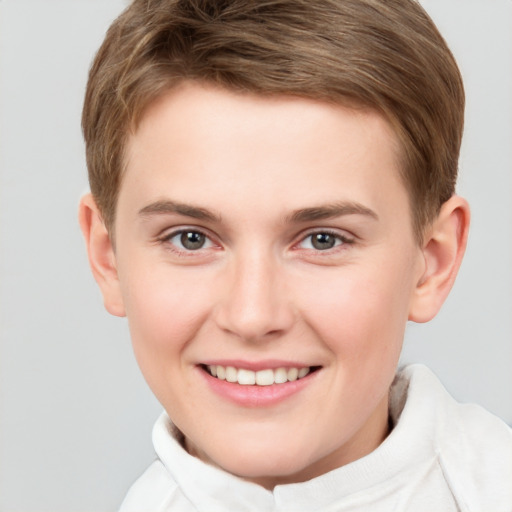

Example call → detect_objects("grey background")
0 1 511 510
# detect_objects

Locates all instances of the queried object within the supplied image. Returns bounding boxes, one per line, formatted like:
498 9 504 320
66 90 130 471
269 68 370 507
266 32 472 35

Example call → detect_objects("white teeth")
298 367 309 378
206 365 312 385
216 366 226 380
255 369 274 386
225 366 237 383
274 367 288 384
237 368 256 385
287 367 299 382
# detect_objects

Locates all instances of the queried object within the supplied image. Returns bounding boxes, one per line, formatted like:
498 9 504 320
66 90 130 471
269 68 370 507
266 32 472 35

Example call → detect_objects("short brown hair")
82 0 464 242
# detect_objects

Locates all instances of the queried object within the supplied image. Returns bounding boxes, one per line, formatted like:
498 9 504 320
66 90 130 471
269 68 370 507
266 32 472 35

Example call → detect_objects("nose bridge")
216 243 293 341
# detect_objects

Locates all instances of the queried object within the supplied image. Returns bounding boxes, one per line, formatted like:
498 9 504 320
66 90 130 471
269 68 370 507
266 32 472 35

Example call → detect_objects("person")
78 0 512 510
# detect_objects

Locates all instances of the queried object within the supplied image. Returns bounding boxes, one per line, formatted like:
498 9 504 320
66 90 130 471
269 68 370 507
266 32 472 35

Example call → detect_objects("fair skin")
80 82 469 489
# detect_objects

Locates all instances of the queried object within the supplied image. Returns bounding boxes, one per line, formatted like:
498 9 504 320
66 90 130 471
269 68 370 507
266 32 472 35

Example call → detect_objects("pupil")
312 233 335 250
181 231 205 250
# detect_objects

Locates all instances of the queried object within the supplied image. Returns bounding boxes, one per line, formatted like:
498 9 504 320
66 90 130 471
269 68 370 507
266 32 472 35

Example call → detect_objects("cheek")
119 267 212 380
122 263 205 328
297 268 411 420
298 265 412 361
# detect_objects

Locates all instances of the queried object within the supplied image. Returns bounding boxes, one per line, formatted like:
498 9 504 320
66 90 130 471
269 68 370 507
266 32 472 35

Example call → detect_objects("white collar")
151 364 441 511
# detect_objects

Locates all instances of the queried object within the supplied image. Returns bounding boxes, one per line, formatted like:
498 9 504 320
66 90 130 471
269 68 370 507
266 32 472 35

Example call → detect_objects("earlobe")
408 195 470 323
78 194 126 317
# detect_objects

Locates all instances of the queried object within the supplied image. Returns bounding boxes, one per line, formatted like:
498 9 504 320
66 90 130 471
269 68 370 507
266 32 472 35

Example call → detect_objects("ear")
408 195 470 323
78 193 126 317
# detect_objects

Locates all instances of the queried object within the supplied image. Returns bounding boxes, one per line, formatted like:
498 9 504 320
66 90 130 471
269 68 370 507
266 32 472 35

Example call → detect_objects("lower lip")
198 367 318 407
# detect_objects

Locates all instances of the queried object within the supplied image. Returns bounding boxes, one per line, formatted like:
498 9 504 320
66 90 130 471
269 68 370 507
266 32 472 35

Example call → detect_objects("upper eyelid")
157 228 219 256
158 225 214 240
155 226 355 249
290 229 356 255
295 227 355 242
156 226 218 249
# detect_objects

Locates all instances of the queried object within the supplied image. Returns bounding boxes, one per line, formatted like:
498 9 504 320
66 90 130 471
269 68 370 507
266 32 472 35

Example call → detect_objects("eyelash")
156 228 355 257
294 229 354 253
157 228 217 256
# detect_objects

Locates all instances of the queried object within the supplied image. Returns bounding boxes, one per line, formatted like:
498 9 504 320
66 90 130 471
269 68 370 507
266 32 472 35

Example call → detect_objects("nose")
214 248 295 342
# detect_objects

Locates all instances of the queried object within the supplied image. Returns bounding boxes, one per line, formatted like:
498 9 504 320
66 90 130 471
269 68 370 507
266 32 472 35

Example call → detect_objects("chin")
197 437 323 487
225 459 309 488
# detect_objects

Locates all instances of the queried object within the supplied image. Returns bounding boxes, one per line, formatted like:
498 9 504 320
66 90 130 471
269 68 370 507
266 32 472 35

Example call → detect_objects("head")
82 0 465 243
80 0 469 488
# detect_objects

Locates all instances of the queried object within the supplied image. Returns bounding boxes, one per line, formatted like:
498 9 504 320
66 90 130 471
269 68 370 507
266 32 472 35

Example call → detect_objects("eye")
298 231 352 251
165 230 215 251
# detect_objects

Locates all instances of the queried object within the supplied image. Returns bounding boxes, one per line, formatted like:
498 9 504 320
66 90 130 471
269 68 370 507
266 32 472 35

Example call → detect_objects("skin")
80 82 469 489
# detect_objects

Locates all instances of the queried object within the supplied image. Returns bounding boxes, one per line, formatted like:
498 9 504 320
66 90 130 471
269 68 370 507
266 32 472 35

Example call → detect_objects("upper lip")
199 359 319 372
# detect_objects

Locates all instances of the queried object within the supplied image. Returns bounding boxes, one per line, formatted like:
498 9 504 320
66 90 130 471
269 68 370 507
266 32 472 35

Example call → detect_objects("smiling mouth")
202 365 320 386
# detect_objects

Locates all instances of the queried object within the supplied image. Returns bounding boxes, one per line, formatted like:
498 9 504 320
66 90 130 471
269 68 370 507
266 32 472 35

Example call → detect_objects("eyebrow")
138 199 377 224
287 201 378 223
138 200 221 222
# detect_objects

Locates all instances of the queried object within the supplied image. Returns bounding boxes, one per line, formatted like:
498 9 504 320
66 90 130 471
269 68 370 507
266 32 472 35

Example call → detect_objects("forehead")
120 83 410 229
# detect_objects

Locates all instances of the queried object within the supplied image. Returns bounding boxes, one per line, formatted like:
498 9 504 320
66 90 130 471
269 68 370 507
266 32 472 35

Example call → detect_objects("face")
113 82 425 487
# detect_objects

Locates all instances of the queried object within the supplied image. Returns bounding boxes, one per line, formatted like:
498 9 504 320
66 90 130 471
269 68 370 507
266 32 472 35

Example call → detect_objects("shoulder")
118 460 185 512
437 394 512 510
397 365 512 511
